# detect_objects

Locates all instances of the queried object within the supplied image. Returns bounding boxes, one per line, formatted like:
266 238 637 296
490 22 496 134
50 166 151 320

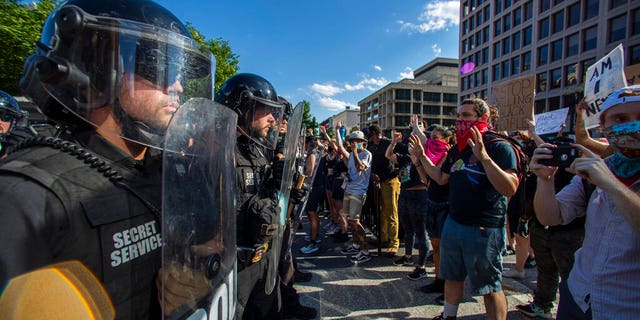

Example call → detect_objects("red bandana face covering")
455 119 489 152
425 139 449 164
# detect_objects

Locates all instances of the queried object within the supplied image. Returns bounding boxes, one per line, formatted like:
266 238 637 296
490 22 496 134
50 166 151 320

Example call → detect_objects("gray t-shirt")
345 149 372 196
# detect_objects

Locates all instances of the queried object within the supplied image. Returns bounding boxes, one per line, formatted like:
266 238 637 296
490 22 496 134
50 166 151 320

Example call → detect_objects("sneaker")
322 221 334 230
419 278 445 293
524 256 536 269
303 235 321 243
393 255 414 266
341 244 360 255
350 251 371 264
300 243 319 254
293 270 312 283
407 267 428 280
383 247 398 258
432 313 456 320
503 268 526 279
515 302 553 319
503 244 516 256
434 294 445 305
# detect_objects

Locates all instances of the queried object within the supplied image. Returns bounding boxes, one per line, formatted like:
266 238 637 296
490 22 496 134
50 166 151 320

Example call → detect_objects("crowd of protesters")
296 89 640 320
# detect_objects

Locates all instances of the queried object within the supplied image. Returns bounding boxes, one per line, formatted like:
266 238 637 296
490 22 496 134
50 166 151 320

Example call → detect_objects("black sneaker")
419 278 445 293
393 255 414 266
434 294 445 305
341 245 360 255
407 267 428 280
283 305 318 319
293 270 312 283
515 302 552 319
432 313 456 320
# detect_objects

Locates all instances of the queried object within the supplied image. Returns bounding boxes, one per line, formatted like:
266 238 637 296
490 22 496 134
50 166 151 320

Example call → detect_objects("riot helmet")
0 90 27 135
215 73 283 150
19 0 214 148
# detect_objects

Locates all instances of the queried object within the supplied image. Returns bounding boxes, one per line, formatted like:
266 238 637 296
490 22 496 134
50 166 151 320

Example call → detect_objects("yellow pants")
380 177 400 249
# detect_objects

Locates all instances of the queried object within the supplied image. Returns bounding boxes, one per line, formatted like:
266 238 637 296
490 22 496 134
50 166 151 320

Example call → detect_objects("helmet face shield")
38 6 213 148
245 96 283 150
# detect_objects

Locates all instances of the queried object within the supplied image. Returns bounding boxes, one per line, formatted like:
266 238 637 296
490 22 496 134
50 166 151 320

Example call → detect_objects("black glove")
517 217 530 238
272 158 285 189
290 186 308 205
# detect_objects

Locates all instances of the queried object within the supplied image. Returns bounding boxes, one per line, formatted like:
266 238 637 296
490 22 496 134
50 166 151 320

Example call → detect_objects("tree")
300 100 315 131
186 23 239 92
0 0 56 95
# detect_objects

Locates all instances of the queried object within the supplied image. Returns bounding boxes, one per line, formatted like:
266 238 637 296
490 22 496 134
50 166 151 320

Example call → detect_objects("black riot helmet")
0 90 28 134
19 0 214 148
215 73 283 150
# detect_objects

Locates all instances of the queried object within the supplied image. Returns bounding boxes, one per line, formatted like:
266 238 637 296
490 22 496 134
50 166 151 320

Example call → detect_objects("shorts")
305 187 325 213
342 192 366 221
426 199 448 239
439 217 506 295
332 178 345 200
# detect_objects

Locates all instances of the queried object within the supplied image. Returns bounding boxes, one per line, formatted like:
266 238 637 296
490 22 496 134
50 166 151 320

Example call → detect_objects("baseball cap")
349 130 366 141
600 85 640 120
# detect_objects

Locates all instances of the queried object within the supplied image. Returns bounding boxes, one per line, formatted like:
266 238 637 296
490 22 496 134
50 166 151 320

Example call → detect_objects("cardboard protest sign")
625 63 640 85
489 75 535 132
534 107 569 135
583 44 626 128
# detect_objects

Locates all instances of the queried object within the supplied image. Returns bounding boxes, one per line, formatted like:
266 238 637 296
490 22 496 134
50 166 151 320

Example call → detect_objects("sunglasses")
0 109 16 122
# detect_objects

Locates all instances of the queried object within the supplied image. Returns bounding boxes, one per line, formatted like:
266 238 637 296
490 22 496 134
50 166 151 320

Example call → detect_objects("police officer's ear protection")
34 5 118 110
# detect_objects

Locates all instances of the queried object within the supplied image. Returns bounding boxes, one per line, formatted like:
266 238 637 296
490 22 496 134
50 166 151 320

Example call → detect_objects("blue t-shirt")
345 149 372 196
441 140 517 227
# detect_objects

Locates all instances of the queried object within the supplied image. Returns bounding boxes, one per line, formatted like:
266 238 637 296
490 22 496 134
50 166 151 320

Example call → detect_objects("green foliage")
187 23 239 93
300 100 315 131
0 0 56 95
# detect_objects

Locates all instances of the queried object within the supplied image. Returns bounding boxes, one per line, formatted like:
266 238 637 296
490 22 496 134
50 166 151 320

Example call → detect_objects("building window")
482 47 490 64
482 68 488 84
540 0 550 13
539 17 550 39
583 26 597 51
495 0 503 15
634 9 640 36
494 20 502 36
395 89 411 100
477 11 483 26
552 39 563 62
580 57 597 85
395 102 411 113
609 14 626 43
476 31 482 47
462 39 468 54
537 72 548 92
523 25 532 46
568 2 581 27
461 77 467 91
504 0 512 10
610 0 626 9
535 99 546 114
631 45 640 65
443 106 457 116
503 37 511 55
565 63 578 86
395 116 411 126
514 7 522 26
553 10 564 34
443 93 458 103
494 42 502 59
513 31 521 51
503 14 512 32
566 32 579 57
524 1 533 21
423 92 441 102
538 45 549 66
585 0 598 20
423 105 440 115
484 26 490 42
484 6 491 23
463 20 469 36
413 90 422 101
548 96 561 111
522 51 532 71
493 64 501 81
551 68 562 89
554 0 564 4
512 56 521 75
413 103 421 114
502 60 510 78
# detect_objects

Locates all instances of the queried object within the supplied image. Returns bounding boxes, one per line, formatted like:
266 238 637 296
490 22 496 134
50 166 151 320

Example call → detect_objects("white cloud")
374 65 382 71
432 43 442 56
310 83 344 97
398 1 460 33
317 97 354 111
344 76 389 91
399 67 414 79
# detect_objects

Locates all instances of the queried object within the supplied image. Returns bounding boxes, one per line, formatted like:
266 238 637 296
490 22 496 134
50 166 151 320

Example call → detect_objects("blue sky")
155 0 461 123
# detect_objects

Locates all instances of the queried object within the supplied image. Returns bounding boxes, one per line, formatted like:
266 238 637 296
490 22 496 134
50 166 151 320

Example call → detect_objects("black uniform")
0 131 162 319
234 135 280 320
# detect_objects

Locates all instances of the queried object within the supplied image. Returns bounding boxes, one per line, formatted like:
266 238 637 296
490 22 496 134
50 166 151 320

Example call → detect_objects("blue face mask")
603 121 640 159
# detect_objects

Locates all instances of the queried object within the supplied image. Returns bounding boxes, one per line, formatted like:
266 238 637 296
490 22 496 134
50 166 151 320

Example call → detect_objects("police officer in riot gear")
215 73 284 319
0 0 212 319
0 90 28 155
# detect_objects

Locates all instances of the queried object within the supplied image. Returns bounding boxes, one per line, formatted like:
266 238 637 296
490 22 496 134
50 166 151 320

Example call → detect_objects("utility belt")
237 223 277 272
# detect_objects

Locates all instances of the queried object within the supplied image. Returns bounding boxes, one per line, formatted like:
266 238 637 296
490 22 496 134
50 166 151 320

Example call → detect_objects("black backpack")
482 131 530 184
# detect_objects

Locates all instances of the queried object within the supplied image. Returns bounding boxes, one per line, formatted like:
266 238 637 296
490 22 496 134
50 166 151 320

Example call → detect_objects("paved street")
289 216 550 320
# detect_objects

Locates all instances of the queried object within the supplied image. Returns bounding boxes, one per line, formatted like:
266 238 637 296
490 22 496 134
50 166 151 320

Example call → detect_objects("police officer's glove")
290 186 308 205
517 217 530 238
272 158 286 189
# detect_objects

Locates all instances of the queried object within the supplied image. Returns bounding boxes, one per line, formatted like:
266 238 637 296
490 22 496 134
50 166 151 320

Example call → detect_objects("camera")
539 145 579 167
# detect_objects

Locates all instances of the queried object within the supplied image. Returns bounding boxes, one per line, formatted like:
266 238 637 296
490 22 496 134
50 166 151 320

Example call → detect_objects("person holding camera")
530 85 640 319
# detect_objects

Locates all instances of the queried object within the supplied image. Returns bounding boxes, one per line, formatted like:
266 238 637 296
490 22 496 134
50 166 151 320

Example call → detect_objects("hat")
600 85 640 120
349 130 366 141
